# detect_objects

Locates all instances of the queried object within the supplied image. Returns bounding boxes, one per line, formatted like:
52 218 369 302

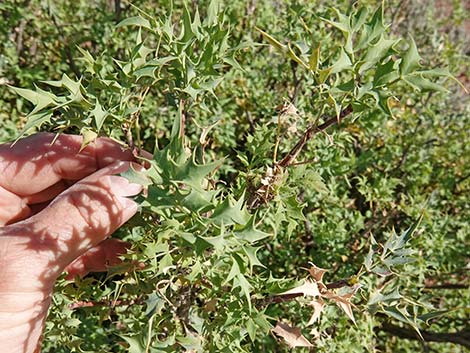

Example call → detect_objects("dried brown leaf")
279 279 320 297
272 322 314 348
307 298 326 326
308 263 328 283
322 284 361 324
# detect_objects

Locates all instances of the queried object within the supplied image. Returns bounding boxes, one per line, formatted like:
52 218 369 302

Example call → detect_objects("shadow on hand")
1 171 138 353
0 132 133 200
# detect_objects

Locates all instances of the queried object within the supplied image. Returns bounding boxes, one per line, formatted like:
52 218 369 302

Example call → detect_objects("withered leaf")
279 279 320 297
322 284 361 324
307 298 325 326
272 322 314 348
308 263 328 283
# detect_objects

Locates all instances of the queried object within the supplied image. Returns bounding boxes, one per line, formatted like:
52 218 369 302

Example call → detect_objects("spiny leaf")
359 36 398 73
308 264 328 282
211 196 250 226
120 165 152 186
117 16 152 30
175 155 221 189
206 0 220 26
382 306 423 339
236 273 253 310
368 288 401 306
234 216 271 243
417 310 450 324
181 3 195 42
322 285 361 324
120 334 147 353
255 27 286 52
243 246 265 273
306 298 325 326
351 6 369 33
272 322 314 348
383 216 422 254
9 85 58 115
329 48 352 74
278 279 320 298
322 8 351 34
79 127 97 151
373 58 399 87
91 100 107 131
20 111 53 135
400 37 421 75
403 73 449 92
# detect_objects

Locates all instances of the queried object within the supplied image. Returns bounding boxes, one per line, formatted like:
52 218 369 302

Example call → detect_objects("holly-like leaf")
306 298 326 326
308 264 328 283
120 334 147 353
120 165 152 186
368 288 401 306
373 58 399 87
383 306 423 339
255 27 286 53
322 285 361 324
10 86 58 115
272 322 314 348
234 216 271 243
79 127 97 151
359 36 397 73
400 37 421 75
19 111 53 135
117 16 152 30
330 48 352 74
91 100 108 131
417 310 449 324
211 196 250 226
279 279 320 298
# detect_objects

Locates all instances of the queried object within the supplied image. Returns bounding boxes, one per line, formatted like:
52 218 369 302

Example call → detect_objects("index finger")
0 132 134 197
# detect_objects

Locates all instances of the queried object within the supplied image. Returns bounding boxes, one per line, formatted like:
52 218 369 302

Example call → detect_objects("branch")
247 105 353 209
68 297 144 310
256 277 353 307
114 0 122 22
379 322 470 349
277 105 353 168
15 19 27 55
425 283 469 290
289 61 303 103
49 13 81 77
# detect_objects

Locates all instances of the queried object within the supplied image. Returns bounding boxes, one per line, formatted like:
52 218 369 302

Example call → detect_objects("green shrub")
1 0 469 352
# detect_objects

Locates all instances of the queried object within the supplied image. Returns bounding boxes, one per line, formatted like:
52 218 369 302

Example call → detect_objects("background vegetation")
1 0 469 352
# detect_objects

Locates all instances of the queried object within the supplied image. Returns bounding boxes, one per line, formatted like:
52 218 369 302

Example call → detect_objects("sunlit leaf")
272 322 314 348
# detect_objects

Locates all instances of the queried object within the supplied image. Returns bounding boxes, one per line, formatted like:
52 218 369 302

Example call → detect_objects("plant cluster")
1 0 469 352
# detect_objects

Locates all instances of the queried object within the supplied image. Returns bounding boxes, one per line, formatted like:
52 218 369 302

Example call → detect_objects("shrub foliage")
1 0 469 352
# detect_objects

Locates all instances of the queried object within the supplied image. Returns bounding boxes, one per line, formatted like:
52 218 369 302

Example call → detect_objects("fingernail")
118 196 139 212
107 175 143 198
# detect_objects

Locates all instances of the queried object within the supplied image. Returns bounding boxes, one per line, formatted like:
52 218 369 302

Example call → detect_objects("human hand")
0 133 144 353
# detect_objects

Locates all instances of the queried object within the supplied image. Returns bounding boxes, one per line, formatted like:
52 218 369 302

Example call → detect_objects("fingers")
0 132 134 197
0 185 31 226
22 161 143 271
23 180 69 205
64 238 130 280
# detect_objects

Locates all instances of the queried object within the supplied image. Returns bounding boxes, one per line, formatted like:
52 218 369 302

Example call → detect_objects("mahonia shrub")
1 0 469 352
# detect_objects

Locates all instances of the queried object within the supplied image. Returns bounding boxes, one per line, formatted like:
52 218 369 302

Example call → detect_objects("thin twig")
290 61 303 103
277 105 353 168
379 322 470 349
247 105 353 209
114 0 122 22
49 12 80 77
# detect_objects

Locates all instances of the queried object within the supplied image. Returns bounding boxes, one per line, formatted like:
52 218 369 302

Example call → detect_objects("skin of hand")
0 132 144 353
